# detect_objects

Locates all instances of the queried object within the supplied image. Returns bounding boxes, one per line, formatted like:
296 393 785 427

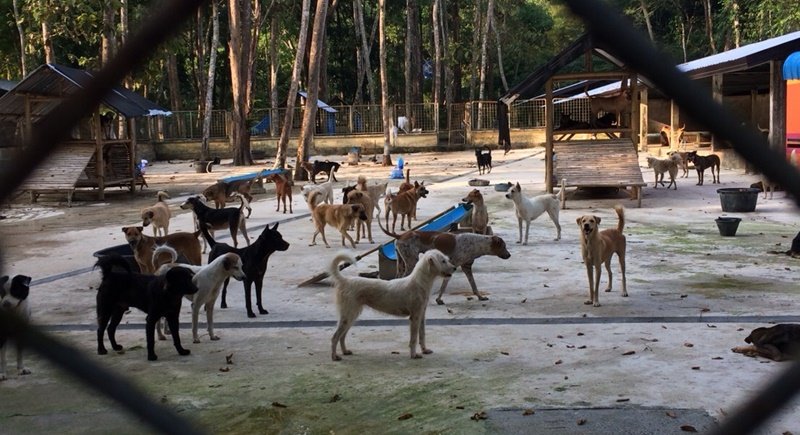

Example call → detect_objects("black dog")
303 160 341 184
475 146 492 175
686 151 721 185
732 324 800 361
1 274 32 380
200 222 290 318
180 195 250 248
95 255 198 361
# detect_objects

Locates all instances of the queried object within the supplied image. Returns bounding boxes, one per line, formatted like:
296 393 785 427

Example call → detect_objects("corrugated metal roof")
784 51 800 80
0 63 170 121
297 91 337 113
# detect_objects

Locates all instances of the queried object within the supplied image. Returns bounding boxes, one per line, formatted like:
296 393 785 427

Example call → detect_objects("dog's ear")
17 275 31 287
595 216 601 225
515 182 521 190
0 275 8 291
576 217 582 226
271 222 279 231
137 226 144 232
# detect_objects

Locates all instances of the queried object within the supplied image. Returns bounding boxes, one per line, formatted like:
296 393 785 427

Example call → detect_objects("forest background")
0 0 798 167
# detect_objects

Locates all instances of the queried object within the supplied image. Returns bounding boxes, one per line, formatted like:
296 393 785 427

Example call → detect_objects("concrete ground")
0 147 799 434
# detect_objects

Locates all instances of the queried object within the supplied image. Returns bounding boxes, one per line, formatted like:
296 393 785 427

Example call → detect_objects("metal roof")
297 91 337 113
0 63 170 121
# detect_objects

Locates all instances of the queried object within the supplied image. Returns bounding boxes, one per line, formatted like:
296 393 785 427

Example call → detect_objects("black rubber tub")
717 188 759 212
715 217 742 237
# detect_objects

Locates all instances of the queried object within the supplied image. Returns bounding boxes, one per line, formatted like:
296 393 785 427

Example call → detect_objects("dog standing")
379 219 510 305
122 226 202 274
266 172 294 214
667 151 690 178
646 155 679 190
732 324 800 361
308 190 367 248
475 146 492 175
1 275 32 380
302 160 341 184
345 190 375 244
302 176 334 206
156 253 245 343
504 182 561 244
141 191 172 237
180 194 251 248
95 255 198 361
577 205 627 307
462 189 489 235
328 249 456 361
385 181 429 232
356 175 387 215
201 222 290 318
686 151 721 185
202 179 254 210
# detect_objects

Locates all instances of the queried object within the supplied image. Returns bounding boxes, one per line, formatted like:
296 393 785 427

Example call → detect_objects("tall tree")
404 0 421 119
201 0 221 162
101 1 116 66
274 0 312 169
491 9 508 92
269 7 279 137
295 0 329 180
40 1 55 64
468 0 483 101
432 0 442 131
478 0 493 102
228 0 256 166
639 0 655 42
354 0 376 103
702 0 717 53
12 0 27 76
378 0 391 166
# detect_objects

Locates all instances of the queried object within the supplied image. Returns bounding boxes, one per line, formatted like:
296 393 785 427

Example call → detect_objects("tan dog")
588 89 630 127
385 181 429 232
202 179 254 210
140 191 172 237
646 156 679 190
667 151 690 178
121 226 202 274
576 205 627 307
356 175 387 215
346 190 375 244
266 172 294 213
308 190 368 248
462 189 489 234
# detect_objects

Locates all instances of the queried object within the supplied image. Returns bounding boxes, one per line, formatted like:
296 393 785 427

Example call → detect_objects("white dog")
504 182 561 244
328 249 456 361
301 176 334 206
156 248 245 343
1 274 32 380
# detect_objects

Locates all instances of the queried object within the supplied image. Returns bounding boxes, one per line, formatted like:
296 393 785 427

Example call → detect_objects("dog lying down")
732 324 800 361
329 249 456 361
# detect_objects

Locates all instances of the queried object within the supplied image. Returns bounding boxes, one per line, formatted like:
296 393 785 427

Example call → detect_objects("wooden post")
639 87 649 152
545 79 554 193
94 113 106 200
630 73 640 152
669 99 680 150
711 73 724 151
770 60 787 155
129 117 137 192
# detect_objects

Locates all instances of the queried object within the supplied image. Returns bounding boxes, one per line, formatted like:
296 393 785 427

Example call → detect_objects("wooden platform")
18 144 96 206
554 138 646 208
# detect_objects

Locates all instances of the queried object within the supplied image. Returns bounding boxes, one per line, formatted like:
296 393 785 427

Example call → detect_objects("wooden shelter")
0 64 169 205
500 34 646 207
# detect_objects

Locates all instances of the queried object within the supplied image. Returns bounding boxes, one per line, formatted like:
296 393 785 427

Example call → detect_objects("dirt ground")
1 147 799 434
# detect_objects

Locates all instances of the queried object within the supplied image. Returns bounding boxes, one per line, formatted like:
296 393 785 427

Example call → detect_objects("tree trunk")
731 0 741 48
201 0 220 162
274 0 311 170
167 53 182 112
404 0 421 118
478 0 493 101
432 0 442 130
295 0 329 181
354 0 376 103
442 0 454 112
379 0 391 166
468 0 483 101
353 0 365 105
269 10 279 137
41 3 55 64
702 0 717 54
12 0 27 76
101 2 116 66
491 12 507 92
640 0 655 42
228 0 255 166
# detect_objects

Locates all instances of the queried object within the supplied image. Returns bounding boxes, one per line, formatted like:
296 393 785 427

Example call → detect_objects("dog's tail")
308 190 323 211
376 209 403 239
156 190 170 202
328 251 357 285
614 205 625 234
198 222 217 249
405 168 410 185
357 175 367 186
232 192 252 218
152 244 178 270
94 254 133 277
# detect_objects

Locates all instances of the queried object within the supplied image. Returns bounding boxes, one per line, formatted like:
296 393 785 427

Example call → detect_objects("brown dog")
385 181 429 232
121 226 202 274
345 190 374 244
202 179 254 211
588 89 630 127
576 205 627 307
462 189 489 234
732 324 800 361
141 191 171 237
266 172 293 214
308 190 367 248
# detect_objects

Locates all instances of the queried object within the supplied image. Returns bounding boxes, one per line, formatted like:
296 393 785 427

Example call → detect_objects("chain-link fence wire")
562 2 800 434
0 0 210 433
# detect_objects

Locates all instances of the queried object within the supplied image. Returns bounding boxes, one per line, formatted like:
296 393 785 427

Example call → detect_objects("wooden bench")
19 144 96 206
554 139 646 209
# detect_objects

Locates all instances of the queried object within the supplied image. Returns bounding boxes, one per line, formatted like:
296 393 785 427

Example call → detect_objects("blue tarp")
784 51 800 80
380 203 471 261
219 168 286 183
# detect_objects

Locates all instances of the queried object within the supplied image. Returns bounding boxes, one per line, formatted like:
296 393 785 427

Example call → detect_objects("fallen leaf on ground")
577 332 584 336
554 359 563 365
329 394 341 403
218 367 230 372
701 308 710 312
712 357 723 360
706 324 717 328
271 402 287 408
691 366 700 370
578 345 587 349
225 353 234 364
398 413 413 420
622 350 636 356
666 411 676 418
391 351 400 354
557 335 564 339
456 406 465 410
577 418 587 426
470 411 488 421
521 298 527 303
616 398 630 402
680 294 688 298
680 424 697 432
684 343 694 348
500 351 509 356
522 409 535 416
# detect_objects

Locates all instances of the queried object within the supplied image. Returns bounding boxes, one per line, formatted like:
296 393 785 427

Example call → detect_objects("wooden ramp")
18 144 96 206
554 138 646 208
